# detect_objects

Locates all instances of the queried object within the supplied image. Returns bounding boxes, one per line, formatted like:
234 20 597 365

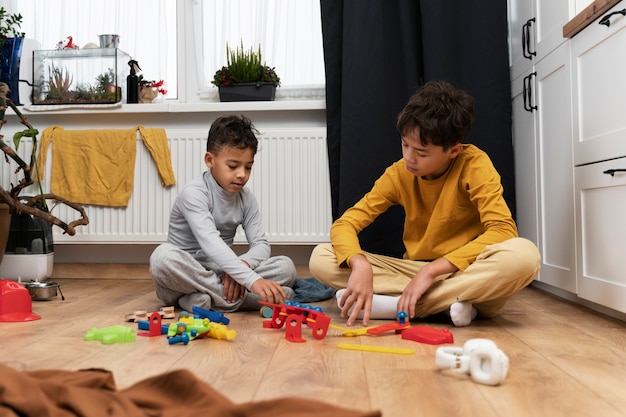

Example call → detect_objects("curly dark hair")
397 81 475 150
207 114 259 154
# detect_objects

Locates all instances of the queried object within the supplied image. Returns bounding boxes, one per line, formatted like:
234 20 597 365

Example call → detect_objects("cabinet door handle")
603 168 626 176
522 18 536 59
523 72 537 113
599 9 626 27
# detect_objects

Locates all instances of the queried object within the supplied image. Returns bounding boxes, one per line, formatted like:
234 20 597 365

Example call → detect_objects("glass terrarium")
31 48 131 105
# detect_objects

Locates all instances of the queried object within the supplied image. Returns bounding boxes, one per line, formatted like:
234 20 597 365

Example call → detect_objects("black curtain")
321 0 513 258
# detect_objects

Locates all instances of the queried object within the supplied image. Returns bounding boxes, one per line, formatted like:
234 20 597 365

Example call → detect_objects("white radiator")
2 128 332 245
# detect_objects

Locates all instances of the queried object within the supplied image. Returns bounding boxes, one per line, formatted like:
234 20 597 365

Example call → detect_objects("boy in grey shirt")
150 115 296 312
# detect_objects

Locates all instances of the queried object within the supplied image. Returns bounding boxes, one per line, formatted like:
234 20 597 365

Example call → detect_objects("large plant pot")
0 203 11 267
218 83 276 102
0 37 24 105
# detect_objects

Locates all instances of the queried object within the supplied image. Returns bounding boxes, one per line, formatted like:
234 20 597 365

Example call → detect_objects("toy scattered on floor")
168 314 211 341
137 312 169 337
165 310 236 345
168 332 190 345
260 300 331 342
125 306 175 322
337 343 414 355
436 338 509 386
365 321 410 336
401 326 454 345
192 305 230 325
84 325 136 344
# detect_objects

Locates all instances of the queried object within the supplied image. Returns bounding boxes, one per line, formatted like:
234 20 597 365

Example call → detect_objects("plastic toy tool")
400 326 454 345
337 343 414 355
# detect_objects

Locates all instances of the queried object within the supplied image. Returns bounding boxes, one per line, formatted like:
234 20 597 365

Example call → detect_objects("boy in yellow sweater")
309 81 540 327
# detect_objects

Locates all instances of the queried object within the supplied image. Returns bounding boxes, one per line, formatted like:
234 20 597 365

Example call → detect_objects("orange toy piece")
365 321 410 336
260 301 331 341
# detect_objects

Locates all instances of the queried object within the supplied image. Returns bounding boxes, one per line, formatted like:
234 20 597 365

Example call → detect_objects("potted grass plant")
211 41 280 102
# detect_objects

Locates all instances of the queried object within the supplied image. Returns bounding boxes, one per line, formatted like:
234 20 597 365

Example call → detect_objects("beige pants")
309 237 540 318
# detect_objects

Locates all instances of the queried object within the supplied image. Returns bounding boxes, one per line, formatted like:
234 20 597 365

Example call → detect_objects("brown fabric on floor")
0 363 381 417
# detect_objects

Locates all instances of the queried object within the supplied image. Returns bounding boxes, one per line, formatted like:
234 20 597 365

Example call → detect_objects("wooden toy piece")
260 305 274 318
159 306 176 319
365 321 410 336
400 326 454 345
137 312 165 337
337 343 415 355
125 310 148 322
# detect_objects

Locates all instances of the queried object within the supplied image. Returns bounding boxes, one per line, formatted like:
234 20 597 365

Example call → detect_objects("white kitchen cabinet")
571 0 626 166
571 1 626 314
575 158 626 314
512 42 576 293
508 0 573 80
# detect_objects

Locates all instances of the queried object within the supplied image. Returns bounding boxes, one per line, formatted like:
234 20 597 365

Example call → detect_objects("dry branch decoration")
0 82 89 236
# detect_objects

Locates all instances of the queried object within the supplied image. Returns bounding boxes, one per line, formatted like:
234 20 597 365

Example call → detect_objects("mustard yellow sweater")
37 126 176 207
330 144 518 271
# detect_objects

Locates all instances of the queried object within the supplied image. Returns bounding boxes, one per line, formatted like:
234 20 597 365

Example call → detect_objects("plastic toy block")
84 325 136 344
192 305 230 324
337 343 415 355
137 312 168 337
260 301 331 341
285 314 306 343
400 326 454 345
137 319 169 335
365 321 410 336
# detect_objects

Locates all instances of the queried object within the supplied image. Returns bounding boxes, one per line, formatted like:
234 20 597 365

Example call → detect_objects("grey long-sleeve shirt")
166 170 270 289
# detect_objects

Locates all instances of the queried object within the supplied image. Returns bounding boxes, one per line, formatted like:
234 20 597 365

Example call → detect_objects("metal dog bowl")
21 281 64 301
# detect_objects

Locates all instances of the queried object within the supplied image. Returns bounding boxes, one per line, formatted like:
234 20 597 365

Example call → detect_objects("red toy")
260 301 331 342
365 321 410 336
400 326 454 345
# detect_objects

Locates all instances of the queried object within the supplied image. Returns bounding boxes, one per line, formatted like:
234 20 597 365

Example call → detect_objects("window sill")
12 98 326 116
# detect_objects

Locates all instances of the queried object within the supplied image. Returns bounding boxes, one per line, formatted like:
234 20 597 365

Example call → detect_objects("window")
8 0 324 103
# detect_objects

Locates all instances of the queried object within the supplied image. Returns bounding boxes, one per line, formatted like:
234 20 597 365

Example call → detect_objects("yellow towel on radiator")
37 126 176 207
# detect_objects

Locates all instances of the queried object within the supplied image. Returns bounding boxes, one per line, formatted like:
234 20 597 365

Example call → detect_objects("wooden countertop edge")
563 0 622 38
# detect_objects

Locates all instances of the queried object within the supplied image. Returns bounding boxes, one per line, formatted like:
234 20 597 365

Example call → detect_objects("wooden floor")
2 267 626 417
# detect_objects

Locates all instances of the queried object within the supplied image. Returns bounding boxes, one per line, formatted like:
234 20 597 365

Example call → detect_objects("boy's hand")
397 257 457 318
397 272 434 319
222 273 245 303
250 278 287 305
341 254 374 326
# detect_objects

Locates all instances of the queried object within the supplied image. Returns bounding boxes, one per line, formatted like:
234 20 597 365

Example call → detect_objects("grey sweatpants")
149 243 296 313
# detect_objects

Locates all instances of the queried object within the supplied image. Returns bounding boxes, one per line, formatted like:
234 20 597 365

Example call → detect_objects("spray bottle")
127 59 141 103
